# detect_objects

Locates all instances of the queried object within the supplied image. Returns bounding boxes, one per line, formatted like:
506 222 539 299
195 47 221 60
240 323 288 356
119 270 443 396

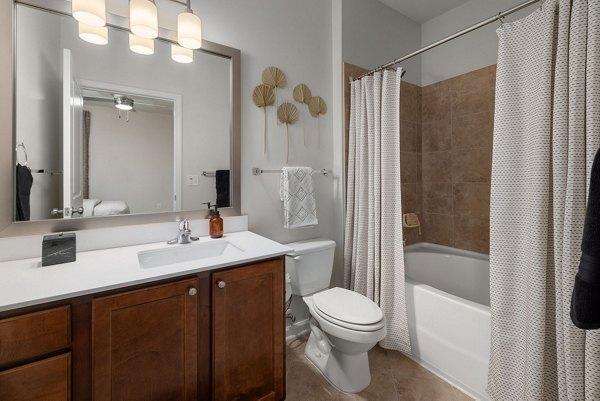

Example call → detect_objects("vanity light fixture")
72 0 106 27
129 34 154 55
78 22 109 45
129 0 158 39
171 44 193 63
114 96 134 111
177 0 202 49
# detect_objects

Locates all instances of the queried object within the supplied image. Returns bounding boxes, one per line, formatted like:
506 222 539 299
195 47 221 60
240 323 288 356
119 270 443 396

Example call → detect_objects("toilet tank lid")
284 239 336 256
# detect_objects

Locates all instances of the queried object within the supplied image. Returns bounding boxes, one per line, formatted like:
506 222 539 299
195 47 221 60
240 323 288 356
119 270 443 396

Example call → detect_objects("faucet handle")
179 219 190 231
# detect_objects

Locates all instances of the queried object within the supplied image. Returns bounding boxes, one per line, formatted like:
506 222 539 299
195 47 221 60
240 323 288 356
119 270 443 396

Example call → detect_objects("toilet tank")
285 239 336 296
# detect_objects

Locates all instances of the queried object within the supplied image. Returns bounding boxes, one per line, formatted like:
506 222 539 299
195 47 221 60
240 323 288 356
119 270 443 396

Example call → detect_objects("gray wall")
342 0 422 86
421 0 538 85
86 104 174 214
15 6 62 220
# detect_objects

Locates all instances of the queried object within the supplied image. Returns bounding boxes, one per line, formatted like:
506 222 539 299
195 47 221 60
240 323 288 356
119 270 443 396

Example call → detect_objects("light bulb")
130 0 158 39
171 44 193 64
72 0 106 27
129 34 154 55
78 22 108 45
177 12 202 49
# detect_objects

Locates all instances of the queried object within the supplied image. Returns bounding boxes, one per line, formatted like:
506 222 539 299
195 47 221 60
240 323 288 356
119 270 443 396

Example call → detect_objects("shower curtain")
488 0 600 399
344 69 411 354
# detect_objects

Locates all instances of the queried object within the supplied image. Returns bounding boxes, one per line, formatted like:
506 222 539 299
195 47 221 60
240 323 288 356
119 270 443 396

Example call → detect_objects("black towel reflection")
216 169 230 208
15 164 33 221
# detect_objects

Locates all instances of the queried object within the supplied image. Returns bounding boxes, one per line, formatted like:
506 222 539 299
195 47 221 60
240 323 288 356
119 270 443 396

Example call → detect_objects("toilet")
285 239 386 393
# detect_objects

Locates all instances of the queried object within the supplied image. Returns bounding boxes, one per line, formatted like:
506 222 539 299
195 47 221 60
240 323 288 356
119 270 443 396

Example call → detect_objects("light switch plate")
186 175 199 186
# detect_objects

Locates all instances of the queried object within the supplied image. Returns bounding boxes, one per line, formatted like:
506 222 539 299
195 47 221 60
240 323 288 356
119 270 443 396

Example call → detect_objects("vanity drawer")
0 306 70 366
0 353 70 401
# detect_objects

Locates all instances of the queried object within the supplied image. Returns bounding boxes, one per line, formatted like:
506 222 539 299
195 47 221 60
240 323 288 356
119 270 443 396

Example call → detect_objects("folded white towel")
280 167 318 229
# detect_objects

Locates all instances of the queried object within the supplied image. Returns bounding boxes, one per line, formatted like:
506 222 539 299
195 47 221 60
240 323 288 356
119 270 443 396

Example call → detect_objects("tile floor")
286 336 473 401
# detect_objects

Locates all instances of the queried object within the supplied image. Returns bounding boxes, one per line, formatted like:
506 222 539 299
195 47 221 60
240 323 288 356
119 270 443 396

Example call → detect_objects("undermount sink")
138 239 245 269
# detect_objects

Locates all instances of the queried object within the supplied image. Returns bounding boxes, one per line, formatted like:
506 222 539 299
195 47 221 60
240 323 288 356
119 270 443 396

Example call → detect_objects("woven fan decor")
293 83 312 104
293 84 312 146
277 102 299 163
308 96 327 144
253 84 275 154
262 67 287 124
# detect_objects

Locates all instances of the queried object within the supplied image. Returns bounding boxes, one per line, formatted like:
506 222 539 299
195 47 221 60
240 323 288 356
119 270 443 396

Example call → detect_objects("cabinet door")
213 259 284 401
0 353 70 401
93 279 198 401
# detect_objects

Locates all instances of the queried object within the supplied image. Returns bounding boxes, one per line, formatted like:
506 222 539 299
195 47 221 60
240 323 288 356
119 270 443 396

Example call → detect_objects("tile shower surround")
345 64 495 253
420 65 494 254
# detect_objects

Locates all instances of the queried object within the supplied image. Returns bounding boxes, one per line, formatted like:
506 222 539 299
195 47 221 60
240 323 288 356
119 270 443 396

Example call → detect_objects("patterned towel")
279 167 318 229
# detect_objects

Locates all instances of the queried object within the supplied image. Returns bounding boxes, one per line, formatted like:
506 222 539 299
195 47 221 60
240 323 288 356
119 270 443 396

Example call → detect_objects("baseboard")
285 318 310 340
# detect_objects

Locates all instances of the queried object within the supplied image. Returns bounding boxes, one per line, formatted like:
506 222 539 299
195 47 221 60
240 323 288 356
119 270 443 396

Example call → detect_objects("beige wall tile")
422 87 451 122
452 111 493 149
453 183 490 219
448 65 495 94
401 81 422 123
401 183 418 212
400 120 419 153
422 213 453 247
401 152 417 183
422 151 452 183
452 147 492 183
451 88 491 117
423 183 453 214
422 119 452 152
453 215 490 254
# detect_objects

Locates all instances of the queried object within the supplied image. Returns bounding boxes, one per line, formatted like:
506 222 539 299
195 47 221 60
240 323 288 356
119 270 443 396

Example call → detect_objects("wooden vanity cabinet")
0 257 285 401
0 306 72 401
212 259 285 401
92 278 199 401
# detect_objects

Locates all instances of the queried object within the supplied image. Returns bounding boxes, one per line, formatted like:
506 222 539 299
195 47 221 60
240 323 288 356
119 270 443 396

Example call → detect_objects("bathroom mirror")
0 0 241 236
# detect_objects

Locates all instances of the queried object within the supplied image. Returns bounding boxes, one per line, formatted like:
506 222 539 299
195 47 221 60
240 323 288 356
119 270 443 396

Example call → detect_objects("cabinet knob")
217 280 226 289
188 288 198 296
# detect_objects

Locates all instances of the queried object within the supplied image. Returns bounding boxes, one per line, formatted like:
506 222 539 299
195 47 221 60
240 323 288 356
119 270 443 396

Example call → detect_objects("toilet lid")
313 287 383 326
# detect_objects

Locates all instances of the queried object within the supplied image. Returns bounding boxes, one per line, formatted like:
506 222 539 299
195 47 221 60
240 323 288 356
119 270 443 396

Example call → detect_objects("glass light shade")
171 44 193 63
129 34 154 55
177 12 202 49
115 103 133 111
130 0 158 39
78 22 108 45
72 0 106 27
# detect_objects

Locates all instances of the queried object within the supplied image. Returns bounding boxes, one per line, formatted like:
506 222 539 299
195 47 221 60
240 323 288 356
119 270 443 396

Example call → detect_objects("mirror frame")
0 0 241 237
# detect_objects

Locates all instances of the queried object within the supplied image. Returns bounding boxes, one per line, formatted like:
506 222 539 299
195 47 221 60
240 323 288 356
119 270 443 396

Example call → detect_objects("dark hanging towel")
570 148 600 330
216 169 230 208
15 163 33 221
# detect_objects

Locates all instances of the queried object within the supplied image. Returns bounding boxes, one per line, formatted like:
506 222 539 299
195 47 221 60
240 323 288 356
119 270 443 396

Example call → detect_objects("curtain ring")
498 13 505 27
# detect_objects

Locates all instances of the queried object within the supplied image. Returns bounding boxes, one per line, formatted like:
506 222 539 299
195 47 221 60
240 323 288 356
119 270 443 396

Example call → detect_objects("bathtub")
403 243 491 401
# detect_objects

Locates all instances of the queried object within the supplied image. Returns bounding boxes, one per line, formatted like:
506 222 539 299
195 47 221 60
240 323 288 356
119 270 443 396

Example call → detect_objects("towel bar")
252 168 329 176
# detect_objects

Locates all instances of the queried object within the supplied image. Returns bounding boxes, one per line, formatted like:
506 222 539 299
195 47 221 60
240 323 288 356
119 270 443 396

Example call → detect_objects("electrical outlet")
186 174 199 186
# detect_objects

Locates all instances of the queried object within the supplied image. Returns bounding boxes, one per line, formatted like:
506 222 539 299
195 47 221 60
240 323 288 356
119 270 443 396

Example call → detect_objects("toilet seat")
312 288 385 332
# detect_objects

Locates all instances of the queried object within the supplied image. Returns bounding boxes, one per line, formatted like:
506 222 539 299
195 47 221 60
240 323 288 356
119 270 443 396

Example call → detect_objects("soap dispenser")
203 202 223 239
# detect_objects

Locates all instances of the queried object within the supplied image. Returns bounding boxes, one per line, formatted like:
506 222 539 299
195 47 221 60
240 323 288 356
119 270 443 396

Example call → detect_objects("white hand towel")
279 167 318 229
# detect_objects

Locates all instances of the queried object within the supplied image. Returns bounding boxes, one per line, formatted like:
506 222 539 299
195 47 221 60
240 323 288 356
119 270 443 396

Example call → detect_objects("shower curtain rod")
353 0 540 81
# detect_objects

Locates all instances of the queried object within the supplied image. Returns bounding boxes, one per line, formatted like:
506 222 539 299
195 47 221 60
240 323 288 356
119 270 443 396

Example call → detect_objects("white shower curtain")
488 0 600 400
344 69 411 354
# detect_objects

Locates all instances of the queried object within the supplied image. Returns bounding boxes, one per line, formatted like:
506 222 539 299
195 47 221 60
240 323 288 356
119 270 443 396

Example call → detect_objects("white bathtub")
404 243 491 401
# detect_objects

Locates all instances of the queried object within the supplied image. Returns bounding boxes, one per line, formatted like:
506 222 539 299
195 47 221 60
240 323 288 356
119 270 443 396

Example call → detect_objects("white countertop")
0 231 292 313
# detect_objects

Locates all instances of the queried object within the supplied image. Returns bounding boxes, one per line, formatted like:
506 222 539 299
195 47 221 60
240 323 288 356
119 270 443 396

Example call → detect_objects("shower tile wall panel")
420 65 495 254
344 64 493 252
400 81 422 246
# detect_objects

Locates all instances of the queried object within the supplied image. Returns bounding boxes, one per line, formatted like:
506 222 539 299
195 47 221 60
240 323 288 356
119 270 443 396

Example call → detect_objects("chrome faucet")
167 219 199 245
